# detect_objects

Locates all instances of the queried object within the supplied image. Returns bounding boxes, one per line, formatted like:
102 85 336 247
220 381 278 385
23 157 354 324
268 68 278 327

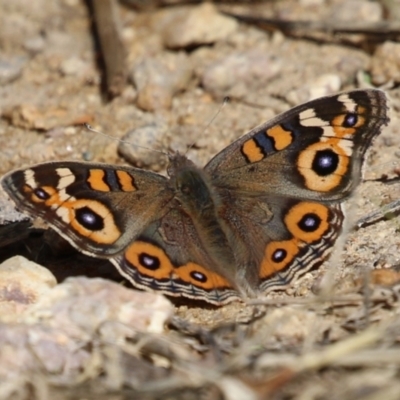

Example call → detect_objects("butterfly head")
166 152 215 213
167 152 195 174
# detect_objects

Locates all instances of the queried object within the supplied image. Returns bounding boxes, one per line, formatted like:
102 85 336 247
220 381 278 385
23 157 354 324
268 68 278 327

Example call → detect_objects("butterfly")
1 89 390 305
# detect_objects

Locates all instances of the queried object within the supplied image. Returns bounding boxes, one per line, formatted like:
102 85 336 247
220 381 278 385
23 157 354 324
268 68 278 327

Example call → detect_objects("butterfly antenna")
84 124 168 156
185 96 230 154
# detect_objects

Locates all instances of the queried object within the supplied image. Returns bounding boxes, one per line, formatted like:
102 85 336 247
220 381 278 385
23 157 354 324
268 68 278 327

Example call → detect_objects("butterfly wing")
1 90 390 306
210 190 344 295
112 208 240 305
2 160 241 305
206 89 389 201
1 161 173 256
203 89 388 294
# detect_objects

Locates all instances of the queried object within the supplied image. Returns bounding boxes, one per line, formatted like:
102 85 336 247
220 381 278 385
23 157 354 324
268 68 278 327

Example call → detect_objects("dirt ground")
1 0 400 399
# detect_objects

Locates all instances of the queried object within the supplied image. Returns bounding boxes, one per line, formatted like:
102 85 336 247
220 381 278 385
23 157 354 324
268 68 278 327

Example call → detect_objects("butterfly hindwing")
112 210 241 305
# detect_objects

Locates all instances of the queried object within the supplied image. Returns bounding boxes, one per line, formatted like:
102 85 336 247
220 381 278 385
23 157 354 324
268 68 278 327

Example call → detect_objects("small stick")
91 0 127 97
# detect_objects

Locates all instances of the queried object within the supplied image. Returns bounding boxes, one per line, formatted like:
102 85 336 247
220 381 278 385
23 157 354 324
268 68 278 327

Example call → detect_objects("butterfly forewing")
206 89 389 202
2 162 171 256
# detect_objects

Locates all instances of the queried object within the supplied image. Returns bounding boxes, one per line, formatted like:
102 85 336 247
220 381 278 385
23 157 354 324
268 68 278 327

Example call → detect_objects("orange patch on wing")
123 241 232 290
175 263 232 290
242 139 263 163
297 141 349 192
331 115 355 137
23 183 121 244
266 125 293 150
24 184 66 208
87 169 110 192
331 106 365 138
116 170 136 192
124 241 174 279
260 239 300 278
24 185 57 203
69 199 121 243
285 202 329 243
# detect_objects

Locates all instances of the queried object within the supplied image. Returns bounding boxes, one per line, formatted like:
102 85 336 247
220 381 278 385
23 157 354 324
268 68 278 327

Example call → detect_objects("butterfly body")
1 90 390 305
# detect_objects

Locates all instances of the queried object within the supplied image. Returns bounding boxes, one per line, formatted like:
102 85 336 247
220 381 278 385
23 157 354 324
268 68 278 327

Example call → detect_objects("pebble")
28 277 174 334
331 0 383 22
371 41 400 85
4 103 92 131
0 274 173 380
131 52 193 111
118 122 170 171
60 56 90 77
0 56 27 85
0 190 31 226
286 73 341 105
23 35 46 54
0 256 57 322
201 50 281 96
158 3 238 49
